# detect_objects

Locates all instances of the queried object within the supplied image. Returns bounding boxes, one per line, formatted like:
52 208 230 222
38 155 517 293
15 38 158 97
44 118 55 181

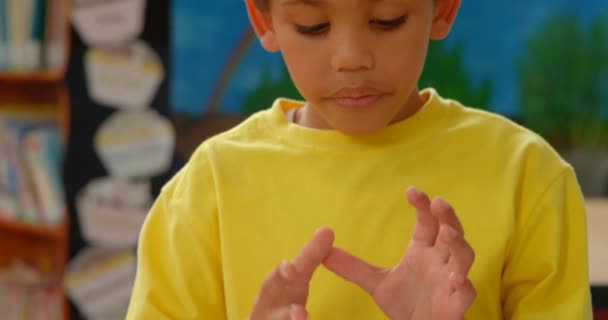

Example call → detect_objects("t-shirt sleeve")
502 166 592 319
126 147 226 319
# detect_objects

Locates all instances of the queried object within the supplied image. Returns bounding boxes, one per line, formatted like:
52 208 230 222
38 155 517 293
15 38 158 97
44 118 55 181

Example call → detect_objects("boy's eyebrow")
281 0 384 6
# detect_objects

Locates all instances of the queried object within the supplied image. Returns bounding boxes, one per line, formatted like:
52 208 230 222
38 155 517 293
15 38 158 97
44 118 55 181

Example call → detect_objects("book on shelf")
0 0 67 73
0 108 65 227
0 260 63 320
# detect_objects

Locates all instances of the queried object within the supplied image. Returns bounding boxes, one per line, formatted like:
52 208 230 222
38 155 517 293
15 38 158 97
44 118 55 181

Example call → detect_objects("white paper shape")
64 247 136 320
94 109 175 178
72 0 147 47
84 41 164 110
76 177 151 248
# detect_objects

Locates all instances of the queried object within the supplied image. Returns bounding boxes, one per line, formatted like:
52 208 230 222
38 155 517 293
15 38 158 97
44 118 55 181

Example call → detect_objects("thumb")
322 246 386 295
291 227 335 280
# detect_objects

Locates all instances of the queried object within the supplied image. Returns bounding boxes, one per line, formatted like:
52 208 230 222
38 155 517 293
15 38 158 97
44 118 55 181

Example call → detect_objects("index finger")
292 227 335 280
406 186 439 247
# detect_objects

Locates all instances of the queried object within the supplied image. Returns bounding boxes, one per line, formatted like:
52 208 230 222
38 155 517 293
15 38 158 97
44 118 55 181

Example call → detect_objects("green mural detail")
244 63 302 115
419 41 492 110
518 13 608 148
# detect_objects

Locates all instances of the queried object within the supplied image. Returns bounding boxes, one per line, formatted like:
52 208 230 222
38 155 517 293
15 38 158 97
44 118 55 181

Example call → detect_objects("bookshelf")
0 86 70 319
0 0 71 318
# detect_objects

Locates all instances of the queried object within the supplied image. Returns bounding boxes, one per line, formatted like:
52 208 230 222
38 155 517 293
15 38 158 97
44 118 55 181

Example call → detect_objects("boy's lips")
328 87 386 109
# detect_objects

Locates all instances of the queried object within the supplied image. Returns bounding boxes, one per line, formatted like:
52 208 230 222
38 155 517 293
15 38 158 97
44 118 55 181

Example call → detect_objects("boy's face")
251 0 459 134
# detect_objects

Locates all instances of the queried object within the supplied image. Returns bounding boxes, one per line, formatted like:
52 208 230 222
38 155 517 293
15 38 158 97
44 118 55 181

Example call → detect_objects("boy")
127 0 592 319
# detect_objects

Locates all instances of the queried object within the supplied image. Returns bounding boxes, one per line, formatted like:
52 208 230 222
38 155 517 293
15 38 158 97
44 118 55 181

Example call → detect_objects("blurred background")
0 0 606 319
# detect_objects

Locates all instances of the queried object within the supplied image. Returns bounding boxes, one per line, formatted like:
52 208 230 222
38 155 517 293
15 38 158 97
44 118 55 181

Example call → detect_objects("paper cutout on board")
76 177 151 248
84 41 164 110
72 0 147 47
94 109 175 178
64 247 136 320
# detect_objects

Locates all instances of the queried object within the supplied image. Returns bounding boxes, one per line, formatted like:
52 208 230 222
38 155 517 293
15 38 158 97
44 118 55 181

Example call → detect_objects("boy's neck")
391 89 429 125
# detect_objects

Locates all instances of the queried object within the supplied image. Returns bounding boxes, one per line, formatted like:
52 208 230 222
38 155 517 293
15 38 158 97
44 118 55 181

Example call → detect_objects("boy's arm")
502 166 592 319
126 151 226 319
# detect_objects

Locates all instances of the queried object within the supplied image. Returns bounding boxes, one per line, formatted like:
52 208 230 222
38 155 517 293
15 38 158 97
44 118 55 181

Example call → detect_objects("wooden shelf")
0 70 67 84
0 80 71 320
0 218 67 268
0 216 67 239
0 0 72 318
0 83 71 140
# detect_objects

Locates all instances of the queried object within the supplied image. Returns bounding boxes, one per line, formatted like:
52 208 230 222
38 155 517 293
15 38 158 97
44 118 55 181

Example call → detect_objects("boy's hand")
323 187 476 320
249 227 335 320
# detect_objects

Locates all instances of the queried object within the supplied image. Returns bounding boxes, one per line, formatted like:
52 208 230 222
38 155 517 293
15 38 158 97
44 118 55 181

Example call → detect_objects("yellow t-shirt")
127 89 591 319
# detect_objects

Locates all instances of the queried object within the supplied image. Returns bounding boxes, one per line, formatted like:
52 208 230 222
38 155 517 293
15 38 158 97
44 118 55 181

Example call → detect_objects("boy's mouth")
329 86 386 109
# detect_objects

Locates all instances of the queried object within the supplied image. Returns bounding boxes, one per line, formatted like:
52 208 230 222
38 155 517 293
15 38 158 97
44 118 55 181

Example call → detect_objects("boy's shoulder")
162 107 276 194
192 97 307 154
206 107 276 145
189 105 278 157
443 96 569 170
457 103 547 145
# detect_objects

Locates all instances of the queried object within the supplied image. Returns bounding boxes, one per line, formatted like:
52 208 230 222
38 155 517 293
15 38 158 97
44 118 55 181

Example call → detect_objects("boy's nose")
330 33 375 72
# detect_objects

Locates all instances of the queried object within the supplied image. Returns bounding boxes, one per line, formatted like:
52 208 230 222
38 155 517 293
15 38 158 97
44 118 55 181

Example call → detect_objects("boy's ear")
430 0 461 40
245 0 280 52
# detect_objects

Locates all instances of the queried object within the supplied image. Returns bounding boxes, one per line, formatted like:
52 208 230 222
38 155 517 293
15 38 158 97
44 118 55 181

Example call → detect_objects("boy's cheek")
283 57 327 94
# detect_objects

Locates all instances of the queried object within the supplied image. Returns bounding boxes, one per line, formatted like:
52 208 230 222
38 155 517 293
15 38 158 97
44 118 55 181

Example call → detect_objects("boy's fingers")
292 227 335 280
279 260 297 281
446 235 475 277
323 246 385 295
406 187 439 247
259 265 288 301
430 197 474 276
434 224 457 264
250 266 288 320
431 197 464 236
448 272 477 315
251 260 310 320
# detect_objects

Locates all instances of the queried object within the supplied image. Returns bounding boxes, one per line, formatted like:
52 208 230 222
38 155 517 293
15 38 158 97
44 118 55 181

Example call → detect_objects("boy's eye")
295 23 330 35
294 14 407 35
371 15 408 30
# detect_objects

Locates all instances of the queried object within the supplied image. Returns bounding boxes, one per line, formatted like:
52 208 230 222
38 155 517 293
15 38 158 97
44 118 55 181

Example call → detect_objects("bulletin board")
64 0 179 318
